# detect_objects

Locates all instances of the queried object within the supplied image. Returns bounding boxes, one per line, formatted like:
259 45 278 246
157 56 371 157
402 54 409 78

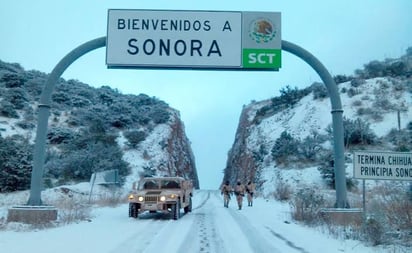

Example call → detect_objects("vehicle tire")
129 203 138 218
172 201 180 220
184 197 192 213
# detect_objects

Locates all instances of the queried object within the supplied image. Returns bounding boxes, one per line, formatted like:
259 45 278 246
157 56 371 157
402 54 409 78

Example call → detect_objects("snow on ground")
1 77 410 252
261 166 326 198
338 78 412 137
0 189 403 253
0 117 31 139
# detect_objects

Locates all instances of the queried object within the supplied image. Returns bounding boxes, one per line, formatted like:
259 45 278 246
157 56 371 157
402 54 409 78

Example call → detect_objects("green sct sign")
242 49 281 68
106 10 281 70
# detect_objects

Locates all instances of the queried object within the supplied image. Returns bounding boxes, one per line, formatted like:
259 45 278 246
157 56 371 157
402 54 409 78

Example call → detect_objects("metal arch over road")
27 36 107 206
27 37 349 208
281 41 348 208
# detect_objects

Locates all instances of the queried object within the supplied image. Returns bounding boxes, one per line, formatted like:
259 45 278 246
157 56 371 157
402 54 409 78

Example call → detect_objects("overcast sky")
1 0 411 189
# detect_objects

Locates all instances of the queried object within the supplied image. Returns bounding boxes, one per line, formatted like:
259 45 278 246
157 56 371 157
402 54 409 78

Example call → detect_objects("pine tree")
271 131 299 164
0 136 32 192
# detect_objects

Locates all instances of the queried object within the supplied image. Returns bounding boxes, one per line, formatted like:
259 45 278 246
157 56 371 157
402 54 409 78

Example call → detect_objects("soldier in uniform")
246 181 256 206
220 180 232 208
234 180 245 210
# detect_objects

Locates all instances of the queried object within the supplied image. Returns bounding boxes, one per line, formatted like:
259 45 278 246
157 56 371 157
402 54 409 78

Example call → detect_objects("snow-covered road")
0 190 379 253
108 190 284 253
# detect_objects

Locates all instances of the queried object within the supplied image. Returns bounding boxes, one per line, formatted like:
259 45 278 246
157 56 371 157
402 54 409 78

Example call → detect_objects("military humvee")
128 177 193 220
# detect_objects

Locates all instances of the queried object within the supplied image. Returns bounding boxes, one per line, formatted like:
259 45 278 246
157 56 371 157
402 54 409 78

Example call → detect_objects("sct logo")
243 49 281 69
248 52 276 64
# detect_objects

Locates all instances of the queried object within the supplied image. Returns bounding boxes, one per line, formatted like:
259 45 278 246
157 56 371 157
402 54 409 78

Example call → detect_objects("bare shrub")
350 78 366 87
347 87 361 97
370 111 384 121
364 183 412 246
290 187 325 225
373 183 412 230
92 188 126 207
363 217 384 246
361 95 370 100
356 107 384 122
320 223 363 242
0 217 6 230
352 100 362 107
390 78 407 99
45 191 92 224
357 107 373 116
373 97 394 111
54 198 91 224
273 172 292 201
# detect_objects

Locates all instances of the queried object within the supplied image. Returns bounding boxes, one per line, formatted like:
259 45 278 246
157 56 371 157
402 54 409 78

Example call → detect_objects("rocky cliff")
222 102 269 187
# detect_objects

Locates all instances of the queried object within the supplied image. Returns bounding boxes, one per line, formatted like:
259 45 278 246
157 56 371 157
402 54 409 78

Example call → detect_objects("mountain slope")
0 60 199 191
224 76 412 192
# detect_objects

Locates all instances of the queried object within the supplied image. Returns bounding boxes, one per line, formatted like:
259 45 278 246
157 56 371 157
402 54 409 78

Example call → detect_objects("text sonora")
127 39 222 57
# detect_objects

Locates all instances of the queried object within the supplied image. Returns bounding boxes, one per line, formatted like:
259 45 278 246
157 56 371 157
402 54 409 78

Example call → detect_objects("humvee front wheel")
172 201 180 220
184 197 192 213
129 203 139 218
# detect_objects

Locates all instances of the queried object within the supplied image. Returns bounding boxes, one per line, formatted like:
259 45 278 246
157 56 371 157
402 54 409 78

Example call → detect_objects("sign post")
106 9 281 70
353 150 412 222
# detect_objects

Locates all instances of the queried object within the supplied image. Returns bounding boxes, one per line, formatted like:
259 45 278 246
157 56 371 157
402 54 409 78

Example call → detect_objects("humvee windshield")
161 180 180 189
139 179 181 190
141 180 159 190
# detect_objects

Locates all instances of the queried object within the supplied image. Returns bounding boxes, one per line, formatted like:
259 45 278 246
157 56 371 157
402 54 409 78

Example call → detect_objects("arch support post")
282 40 349 208
27 37 107 206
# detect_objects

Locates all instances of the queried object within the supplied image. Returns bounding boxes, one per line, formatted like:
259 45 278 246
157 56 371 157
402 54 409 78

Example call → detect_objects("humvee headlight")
128 194 134 200
137 196 144 202
170 194 176 199
160 196 166 202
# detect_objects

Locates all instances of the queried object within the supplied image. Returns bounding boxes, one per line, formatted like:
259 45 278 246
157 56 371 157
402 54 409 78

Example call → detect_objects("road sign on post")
106 9 281 70
353 150 412 181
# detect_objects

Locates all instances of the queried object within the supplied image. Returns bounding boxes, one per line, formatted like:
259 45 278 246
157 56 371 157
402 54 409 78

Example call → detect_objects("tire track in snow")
111 190 211 253
265 226 310 253
225 199 282 253
221 189 307 253
192 190 210 211
108 219 167 253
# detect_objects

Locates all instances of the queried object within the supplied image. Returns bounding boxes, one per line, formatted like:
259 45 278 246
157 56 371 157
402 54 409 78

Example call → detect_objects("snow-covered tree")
0 135 32 192
271 131 299 164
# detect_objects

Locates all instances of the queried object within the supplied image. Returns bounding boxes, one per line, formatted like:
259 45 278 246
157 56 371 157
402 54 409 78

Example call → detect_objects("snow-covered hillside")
0 61 200 190
228 77 411 193
249 77 411 145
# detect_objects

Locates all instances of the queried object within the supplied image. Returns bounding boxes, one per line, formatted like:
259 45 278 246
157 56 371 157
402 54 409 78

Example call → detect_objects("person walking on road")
246 181 256 207
220 180 232 208
234 180 245 210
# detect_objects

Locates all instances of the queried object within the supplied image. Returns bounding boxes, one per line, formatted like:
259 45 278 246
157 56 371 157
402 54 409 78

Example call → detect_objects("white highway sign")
353 151 412 181
106 9 281 70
